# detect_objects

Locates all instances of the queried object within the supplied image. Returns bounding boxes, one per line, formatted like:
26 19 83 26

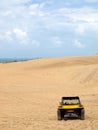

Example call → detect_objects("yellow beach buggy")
57 96 85 120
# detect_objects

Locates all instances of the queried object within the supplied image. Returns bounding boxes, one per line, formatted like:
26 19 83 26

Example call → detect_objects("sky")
0 0 98 58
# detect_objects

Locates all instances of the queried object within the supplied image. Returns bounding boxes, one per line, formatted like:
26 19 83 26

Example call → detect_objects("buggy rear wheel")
80 109 85 120
57 110 63 120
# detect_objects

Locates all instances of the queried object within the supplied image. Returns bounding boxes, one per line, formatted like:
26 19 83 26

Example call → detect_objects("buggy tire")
80 109 85 120
57 110 62 120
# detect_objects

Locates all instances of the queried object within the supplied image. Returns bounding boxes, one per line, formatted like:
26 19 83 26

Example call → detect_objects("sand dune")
0 55 98 130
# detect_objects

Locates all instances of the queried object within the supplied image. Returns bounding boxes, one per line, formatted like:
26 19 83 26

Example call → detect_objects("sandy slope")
0 54 98 130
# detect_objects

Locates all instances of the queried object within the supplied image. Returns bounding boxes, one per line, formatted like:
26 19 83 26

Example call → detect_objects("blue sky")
0 0 98 58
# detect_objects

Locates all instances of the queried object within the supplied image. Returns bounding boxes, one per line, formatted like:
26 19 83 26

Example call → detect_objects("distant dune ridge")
0 54 98 130
0 54 98 86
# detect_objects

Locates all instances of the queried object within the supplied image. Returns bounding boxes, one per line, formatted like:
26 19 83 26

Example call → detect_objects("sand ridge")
0 54 98 130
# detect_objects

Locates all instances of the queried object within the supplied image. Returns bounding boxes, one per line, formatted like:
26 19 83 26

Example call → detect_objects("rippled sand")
0 54 98 130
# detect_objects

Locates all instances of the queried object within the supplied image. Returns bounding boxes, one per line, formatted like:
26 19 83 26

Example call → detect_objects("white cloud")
0 28 29 45
36 6 98 32
74 40 85 48
1 1 98 32
56 6 98 35
0 0 98 52
52 37 63 47
58 7 98 23
13 28 27 38
75 24 87 34
13 28 31 45
13 29 40 46
0 31 13 41
29 3 45 16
